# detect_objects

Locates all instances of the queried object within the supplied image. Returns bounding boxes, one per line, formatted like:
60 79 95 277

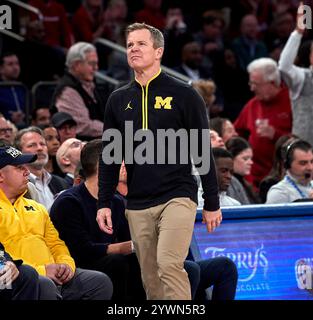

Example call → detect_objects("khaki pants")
126 197 197 300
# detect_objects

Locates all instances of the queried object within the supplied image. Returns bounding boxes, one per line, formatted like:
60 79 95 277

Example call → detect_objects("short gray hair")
66 42 97 68
14 126 44 150
125 23 164 49
247 58 281 86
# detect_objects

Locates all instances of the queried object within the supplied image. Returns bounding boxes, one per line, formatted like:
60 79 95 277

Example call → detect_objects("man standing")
97 23 221 300
278 2 313 147
234 57 292 189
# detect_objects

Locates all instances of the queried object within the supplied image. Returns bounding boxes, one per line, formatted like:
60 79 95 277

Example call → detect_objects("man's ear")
156 47 164 61
70 60 81 73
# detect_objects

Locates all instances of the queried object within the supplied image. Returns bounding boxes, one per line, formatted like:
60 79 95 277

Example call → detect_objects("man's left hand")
56 264 74 284
202 208 222 233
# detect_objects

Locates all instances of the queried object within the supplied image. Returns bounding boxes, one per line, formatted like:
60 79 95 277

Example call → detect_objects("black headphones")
283 139 306 169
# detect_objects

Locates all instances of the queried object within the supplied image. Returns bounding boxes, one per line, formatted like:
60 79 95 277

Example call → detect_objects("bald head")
56 138 84 174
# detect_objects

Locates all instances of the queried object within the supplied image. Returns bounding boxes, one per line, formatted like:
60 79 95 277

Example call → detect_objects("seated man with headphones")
266 139 313 203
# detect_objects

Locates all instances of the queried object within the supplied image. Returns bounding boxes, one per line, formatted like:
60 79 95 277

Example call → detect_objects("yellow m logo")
154 96 173 110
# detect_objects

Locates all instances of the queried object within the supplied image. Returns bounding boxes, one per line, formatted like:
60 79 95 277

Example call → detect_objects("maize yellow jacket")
0 189 75 276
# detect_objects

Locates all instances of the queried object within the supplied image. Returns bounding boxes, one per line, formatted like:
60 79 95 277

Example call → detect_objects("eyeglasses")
0 128 13 134
85 60 98 68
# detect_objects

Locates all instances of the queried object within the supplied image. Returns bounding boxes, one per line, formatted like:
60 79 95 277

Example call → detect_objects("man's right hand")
96 208 113 234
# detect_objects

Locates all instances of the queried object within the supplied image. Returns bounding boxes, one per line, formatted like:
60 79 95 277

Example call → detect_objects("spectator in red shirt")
28 0 74 51
234 57 292 189
71 0 108 43
134 0 166 31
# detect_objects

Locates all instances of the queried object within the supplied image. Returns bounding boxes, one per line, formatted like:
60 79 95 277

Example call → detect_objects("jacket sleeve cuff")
203 196 220 211
97 200 112 210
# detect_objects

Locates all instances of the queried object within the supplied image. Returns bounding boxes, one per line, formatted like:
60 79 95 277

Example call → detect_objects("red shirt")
71 6 95 43
29 0 73 48
234 86 292 189
135 8 165 31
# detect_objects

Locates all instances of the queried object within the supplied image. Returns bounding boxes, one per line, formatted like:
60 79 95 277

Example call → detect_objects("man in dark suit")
174 41 213 80
51 139 145 301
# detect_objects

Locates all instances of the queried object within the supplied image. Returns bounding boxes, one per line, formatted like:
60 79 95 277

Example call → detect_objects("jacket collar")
0 188 27 206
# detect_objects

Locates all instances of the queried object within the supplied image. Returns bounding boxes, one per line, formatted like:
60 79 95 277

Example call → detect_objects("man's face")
183 43 203 69
57 122 77 144
0 118 14 144
241 15 258 39
249 71 278 102
61 139 84 168
43 127 60 156
34 108 51 127
0 55 20 81
215 157 234 192
290 149 313 184
75 51 98 82
203 19 223 40
20 132 49 170
222 120 238 143
210 130 225 148
127 29 163 71
0 164 30 196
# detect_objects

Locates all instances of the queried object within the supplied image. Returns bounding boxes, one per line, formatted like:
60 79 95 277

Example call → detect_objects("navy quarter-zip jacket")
98 70 219 212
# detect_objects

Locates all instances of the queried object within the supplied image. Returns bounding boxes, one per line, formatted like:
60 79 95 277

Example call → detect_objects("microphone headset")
283 139 302 170
282 138 313 179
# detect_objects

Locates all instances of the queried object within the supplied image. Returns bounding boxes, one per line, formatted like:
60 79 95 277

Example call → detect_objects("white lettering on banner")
204 244 269 282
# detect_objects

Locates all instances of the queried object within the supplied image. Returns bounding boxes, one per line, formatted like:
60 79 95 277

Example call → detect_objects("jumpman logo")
125 101 133 110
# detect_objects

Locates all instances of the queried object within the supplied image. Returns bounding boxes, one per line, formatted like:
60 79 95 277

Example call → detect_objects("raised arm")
278 2 307 100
